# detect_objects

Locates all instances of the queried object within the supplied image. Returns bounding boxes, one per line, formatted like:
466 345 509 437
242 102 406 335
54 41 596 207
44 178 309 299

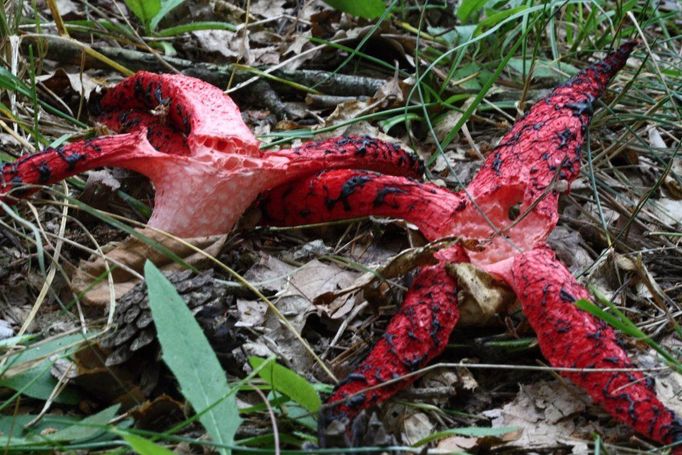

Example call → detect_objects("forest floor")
0 0 681 453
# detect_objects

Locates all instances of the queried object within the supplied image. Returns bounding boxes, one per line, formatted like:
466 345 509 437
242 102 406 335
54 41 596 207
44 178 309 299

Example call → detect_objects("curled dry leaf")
323 75 406 127
447 262 515 326
482 380 604 452
664 156 682 199
401 411 435 445
71 230 227 306
238 254 359 372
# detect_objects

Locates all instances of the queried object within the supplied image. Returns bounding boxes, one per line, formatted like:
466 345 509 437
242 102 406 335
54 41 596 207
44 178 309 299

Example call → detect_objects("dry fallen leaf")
323 75 406 127
436 434 479 451
650 198 682 227
547 226 594 274
37 68 99 98
448 262 515 326
55 0 79 16
238 255 359 372
648 125 668 149
192 30 239 59
663 156 682 199
250 0 288 18
401 411 435 445
482 380 617 452
71 229 227 306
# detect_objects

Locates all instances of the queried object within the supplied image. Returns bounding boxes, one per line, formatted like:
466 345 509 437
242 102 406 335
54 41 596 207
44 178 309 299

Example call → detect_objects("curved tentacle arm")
0 130 170 200
261 169 462 240
269 136 424 179
96 110 191 156
468 41 637 201
510 246 682 446
320 246 464 441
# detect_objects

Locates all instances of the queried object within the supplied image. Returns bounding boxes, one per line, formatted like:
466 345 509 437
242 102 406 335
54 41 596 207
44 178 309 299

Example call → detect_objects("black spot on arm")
491 151 503 174
565 94 596 116
154 85 170 106
37 162 52 183
373 186 407 207
325 175 372 211
557 128 573 148
559 288 576 302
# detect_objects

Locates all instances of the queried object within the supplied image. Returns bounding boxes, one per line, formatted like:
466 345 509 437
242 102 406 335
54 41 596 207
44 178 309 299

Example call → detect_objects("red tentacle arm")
510 247 682 446
268 136 424 179
266 43 638 264
321 246 465 432
0 130 169 199
262 169 463 240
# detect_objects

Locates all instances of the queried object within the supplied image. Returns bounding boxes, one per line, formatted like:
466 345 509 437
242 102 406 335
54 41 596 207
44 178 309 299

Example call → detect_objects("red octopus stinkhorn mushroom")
262 41 682 449
1 72 421 237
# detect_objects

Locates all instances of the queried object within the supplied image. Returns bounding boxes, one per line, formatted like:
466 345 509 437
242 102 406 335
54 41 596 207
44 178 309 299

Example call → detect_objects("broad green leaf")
0 414 77 439
508 58 579 80
145 261 240 454
150 0 185 32
0 333 92 404
322 0 385 19
249 357 321 414
124 0 161 28
457 0 488 21
122 432 175 455
2 333 86 366
0 361 79 404
43 405 120 442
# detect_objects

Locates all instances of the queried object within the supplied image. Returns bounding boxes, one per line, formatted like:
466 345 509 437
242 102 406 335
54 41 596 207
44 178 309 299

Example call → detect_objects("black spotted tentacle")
320 245 465 440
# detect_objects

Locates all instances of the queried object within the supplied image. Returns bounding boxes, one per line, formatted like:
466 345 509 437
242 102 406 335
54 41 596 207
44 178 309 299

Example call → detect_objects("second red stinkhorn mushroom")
262 41 682 449
1 72 421 237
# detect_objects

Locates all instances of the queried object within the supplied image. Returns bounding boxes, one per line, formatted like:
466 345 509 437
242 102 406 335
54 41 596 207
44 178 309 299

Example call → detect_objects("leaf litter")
0 1 680 453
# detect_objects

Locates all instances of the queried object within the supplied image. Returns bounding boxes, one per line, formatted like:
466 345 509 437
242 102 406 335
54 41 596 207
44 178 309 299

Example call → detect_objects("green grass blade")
155 21 236 37
120 431 175 455
150 0 185 32
413 426 519 446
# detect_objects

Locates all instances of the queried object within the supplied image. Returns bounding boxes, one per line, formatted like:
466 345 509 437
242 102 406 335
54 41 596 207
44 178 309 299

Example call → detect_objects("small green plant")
123 0 235 39
323 0 386 19
249 356 322 414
